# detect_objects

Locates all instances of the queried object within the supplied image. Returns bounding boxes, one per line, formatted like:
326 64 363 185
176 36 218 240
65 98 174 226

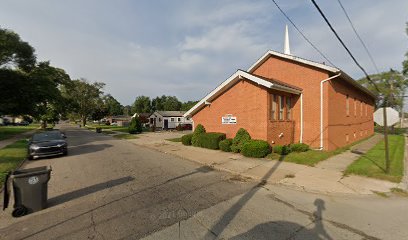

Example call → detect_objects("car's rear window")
32 131 63 142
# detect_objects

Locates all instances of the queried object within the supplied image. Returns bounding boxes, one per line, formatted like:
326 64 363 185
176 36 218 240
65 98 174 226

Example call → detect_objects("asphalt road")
0 124 256 239
1 124 407 240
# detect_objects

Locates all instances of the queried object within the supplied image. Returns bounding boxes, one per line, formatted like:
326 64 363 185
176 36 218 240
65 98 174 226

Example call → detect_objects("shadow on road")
67 143 113 156
230 199 332 240
48 176 135 207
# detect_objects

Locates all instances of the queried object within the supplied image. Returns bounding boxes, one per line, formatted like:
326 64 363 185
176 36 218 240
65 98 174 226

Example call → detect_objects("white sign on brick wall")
222 114 237 124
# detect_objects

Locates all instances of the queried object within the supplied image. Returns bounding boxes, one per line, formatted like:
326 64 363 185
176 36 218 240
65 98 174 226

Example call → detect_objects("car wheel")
63 150 68 156
28 155 34 160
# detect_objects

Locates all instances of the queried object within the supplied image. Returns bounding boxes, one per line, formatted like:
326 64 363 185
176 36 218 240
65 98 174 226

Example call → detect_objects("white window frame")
278 96 284 120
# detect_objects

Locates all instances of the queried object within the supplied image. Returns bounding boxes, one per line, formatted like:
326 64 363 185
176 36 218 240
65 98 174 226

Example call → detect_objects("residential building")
149 111 192 129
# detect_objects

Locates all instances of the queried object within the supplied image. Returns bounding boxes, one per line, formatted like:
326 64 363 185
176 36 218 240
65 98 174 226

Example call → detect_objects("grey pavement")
1 125 406 240
129 133 398 195
0 124 255 239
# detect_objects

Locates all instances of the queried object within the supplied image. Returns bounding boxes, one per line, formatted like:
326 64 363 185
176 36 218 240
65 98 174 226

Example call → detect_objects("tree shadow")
48 176 134 207
231 199 332 240
203 159 283 238
67 143 113 157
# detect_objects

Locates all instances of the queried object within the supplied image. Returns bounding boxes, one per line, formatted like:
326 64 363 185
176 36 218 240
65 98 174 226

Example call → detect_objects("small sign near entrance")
222 114 237 124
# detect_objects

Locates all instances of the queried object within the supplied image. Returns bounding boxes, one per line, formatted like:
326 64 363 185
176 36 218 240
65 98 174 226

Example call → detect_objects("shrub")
176 124 183 131
129 117 142 134
241 140 272 158
231 128 251 153
192 124 206 146
195 132 226 149
181 134 193 146
273 145 291 155
219 138 233 152
290 143 310 152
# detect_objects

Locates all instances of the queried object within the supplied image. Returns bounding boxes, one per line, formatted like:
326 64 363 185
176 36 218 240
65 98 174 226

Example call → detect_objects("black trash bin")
3 166 52 217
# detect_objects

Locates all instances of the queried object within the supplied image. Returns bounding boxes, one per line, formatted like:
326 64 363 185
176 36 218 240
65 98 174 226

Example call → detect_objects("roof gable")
184 70 302 117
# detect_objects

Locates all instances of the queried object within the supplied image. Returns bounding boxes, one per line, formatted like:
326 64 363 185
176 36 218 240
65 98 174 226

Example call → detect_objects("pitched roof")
184 70 302 117
248 50 376 99
154 111 186 117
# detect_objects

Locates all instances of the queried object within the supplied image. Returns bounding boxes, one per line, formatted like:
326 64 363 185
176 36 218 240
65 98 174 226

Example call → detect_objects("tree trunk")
82 116 86 127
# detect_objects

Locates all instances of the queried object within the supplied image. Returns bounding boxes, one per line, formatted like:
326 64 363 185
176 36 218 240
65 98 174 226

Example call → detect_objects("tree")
181 100 198 111
132 96 151 114
0 27 36 72
122 105 132 116
359 69 407 110
151 96 164 111
103 94 123 116
403 22 408 77
28 62 71 127
162 96 182 111
63 79 105 126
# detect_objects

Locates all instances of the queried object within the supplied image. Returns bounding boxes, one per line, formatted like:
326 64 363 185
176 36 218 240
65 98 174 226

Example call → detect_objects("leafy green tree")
359 69 407 110
122 105 132 116
103 94 123 116
403 22 408 77
151 96 164 111
132 96 151 114
63 79 105 126
181 100 198 111
128 116 142 134
0 27 36 72
163 96 182 111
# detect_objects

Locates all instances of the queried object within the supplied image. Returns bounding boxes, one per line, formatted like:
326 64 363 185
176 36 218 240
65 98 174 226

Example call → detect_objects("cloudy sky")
1 0 407 105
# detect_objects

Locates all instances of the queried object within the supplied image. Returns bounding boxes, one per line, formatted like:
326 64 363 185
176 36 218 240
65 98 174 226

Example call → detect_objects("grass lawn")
113 134 139 139
0 140 28 186
0 124 40 141
166 137 182 142
267 147 348 166
345 135 405 182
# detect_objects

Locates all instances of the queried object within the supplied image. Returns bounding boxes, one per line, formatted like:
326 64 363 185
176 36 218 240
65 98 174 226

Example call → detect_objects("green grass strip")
345 135 405 182
0 140 28 186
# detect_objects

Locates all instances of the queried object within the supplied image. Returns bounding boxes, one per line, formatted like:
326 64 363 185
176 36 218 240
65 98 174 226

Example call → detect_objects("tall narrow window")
365 104 367 116
278 96 284 120
360 101 363 117
354 98 357 117
270 94 276 120
346 95 349 116
286 97 292 120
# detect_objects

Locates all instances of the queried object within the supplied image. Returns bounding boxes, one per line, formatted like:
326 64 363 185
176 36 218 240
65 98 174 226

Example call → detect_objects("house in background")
149 111 192 129
184 30 375 151
106 115 131 127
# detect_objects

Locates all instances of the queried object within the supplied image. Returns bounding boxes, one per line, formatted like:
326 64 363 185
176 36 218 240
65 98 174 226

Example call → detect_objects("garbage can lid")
12 166 51 179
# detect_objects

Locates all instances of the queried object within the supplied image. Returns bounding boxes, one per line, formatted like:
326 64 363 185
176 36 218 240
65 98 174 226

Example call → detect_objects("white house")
149 111 192 129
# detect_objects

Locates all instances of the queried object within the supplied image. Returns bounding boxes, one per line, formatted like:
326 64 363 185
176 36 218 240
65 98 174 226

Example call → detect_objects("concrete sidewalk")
127 133 398 195
315 134 383 172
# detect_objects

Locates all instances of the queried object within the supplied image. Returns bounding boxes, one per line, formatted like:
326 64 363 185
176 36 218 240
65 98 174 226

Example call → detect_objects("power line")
270 0 336 67
336 0 380 73
309 0 380 93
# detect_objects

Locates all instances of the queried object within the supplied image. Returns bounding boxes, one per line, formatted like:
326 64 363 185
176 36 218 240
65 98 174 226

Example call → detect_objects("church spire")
284 25 291 55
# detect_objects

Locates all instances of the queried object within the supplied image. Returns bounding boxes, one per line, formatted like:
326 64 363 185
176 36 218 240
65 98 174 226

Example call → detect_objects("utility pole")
382 103 390 173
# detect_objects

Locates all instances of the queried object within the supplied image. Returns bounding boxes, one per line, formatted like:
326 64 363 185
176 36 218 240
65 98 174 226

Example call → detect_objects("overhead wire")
270 0 336 67
309 0 380 92
336 0 380 74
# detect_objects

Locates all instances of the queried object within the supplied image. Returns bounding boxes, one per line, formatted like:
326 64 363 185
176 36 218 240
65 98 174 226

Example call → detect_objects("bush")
195 132 226 149
231 128 251 153
219 138 233 152
181 134 193 146
290 143 310 152
241 140 271 158
273 145 291 155
192 124 206 146
128 117 142 134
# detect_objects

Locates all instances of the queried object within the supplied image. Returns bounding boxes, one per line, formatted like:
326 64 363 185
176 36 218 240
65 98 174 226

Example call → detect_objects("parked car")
28 130 68 160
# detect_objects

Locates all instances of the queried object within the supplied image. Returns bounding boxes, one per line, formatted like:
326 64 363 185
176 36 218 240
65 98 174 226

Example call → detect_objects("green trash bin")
3 166 52 217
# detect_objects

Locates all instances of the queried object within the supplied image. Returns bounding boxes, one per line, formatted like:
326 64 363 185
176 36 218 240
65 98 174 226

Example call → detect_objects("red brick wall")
192 80 269 140
252 55 329 148
252 55 375 150
326 78 375 150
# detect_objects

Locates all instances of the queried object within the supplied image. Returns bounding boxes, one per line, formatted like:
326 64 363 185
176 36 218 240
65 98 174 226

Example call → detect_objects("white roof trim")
247 50 339 73
184 70 301 117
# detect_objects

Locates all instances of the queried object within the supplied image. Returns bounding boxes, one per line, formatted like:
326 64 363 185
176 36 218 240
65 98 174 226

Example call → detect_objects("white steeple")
284 24 291 55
